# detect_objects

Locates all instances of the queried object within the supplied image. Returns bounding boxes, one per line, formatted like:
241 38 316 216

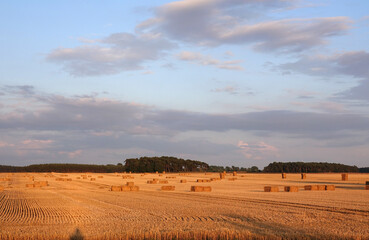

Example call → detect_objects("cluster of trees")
208 165 260 173
263 162 360 173
0 164 125 173
124 156 209 173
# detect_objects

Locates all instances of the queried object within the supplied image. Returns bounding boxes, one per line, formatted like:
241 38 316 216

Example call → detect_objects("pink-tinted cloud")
0 141 15 148
237 140 279 160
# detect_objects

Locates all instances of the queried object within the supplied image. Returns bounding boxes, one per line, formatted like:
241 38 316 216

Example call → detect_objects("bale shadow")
70 228 84 240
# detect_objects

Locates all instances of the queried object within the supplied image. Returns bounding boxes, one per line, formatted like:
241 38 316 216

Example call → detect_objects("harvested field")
0 172 368 239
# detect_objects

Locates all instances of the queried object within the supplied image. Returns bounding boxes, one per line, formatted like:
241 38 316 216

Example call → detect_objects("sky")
1 0 369 168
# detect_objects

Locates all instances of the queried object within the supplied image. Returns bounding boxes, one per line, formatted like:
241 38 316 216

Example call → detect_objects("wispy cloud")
47 33 176 76
177 51 243 70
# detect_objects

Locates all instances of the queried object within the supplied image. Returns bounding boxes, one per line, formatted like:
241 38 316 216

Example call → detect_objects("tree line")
0 158 367 173
263 162 361 173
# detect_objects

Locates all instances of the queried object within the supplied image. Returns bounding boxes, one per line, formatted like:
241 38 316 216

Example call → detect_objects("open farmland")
0 172 368 239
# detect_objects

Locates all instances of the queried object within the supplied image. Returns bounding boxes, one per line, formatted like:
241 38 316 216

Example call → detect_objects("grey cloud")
47 33 176 76
152 110 369 135
280 51 369 101
2 86 369 166
2 86 369 140
280 51 369 78
139 0 351 53
338 79 369 101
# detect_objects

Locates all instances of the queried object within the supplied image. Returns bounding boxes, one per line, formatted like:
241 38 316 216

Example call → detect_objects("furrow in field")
139 191 369 217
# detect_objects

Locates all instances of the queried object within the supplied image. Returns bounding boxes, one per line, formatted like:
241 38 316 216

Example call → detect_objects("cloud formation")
47 0 353 76
2 86 369 138
139 0 351 52
47 33 176 76
1 86 369 166
280 51 369 100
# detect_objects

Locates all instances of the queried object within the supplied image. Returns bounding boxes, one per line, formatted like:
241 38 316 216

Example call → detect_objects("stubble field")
0 172 368 239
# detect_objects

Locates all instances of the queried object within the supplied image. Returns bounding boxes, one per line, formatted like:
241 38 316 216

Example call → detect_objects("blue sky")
1 0 369 168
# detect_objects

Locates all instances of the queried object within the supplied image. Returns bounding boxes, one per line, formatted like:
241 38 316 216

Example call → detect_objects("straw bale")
211 178 220 181
111 186 122 192
98 176 103 178
282 173 286 179
284 186 299 192
325 185 335 191
304 185 319 191
180 179 187 183
147 180 158 184
219 173 226 179
166 176 176 179
38 181 48 187
264 186 279 192
317 185 326 191
233 172 237 176
159 180 168 184
341 173 348 181
82 176 87 179
191 186 212 192
228 178 237 181
121 186 131 192
90 178 96 181
161 185 175 191
130 186 139 191
301 173 306 179
126 182 134 187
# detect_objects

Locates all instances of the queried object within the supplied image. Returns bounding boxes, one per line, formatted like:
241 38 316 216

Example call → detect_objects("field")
0 172 368 239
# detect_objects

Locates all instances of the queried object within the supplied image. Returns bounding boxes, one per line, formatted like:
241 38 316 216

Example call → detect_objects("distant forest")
263 162 362 173
0 157 367 173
